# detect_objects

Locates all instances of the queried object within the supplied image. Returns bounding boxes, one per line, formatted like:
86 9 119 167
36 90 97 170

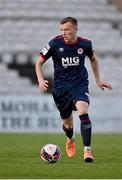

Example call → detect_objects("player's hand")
39 80 49 92
96 81 112 90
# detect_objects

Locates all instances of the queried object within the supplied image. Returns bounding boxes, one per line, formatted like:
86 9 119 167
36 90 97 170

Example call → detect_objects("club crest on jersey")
77 48 83 55
62 57 79 68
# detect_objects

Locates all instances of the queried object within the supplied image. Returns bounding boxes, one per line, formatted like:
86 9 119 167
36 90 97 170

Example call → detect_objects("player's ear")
75 25 78 31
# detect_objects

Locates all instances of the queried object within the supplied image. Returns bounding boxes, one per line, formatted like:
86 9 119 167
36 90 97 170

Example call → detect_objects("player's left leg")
75 100 94 162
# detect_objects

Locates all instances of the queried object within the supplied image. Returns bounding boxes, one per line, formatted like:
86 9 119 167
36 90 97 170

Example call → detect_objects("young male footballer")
35 17 112 162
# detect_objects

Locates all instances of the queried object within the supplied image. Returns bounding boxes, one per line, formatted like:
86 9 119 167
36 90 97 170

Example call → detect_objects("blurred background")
0 0 122 133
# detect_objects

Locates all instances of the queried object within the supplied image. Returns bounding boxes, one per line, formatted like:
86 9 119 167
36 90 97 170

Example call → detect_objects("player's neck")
64 36 78 45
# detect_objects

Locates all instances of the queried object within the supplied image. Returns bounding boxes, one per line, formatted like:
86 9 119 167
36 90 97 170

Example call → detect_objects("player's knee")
75 101 88 115
78 109 88 116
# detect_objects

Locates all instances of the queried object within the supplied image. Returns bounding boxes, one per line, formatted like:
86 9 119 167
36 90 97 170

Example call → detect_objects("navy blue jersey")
40 35 93 92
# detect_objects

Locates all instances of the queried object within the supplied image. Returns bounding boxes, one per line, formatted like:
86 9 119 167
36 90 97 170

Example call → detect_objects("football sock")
84 146 91 151
62 124 73 139
79 114 92 147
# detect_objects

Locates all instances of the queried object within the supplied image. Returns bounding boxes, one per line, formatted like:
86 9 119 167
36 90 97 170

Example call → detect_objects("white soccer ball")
40 144 61 163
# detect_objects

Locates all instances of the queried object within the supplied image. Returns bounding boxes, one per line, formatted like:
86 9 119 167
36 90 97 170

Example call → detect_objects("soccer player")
35 17 112 162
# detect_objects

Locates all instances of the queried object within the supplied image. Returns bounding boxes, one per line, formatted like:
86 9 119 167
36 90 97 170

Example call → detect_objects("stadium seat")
0 0 122 96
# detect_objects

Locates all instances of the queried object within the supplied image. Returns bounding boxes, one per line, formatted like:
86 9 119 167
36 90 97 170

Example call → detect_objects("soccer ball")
40 144 61 163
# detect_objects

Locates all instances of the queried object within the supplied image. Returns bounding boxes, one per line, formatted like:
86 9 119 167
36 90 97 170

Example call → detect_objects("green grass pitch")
0 133 122 179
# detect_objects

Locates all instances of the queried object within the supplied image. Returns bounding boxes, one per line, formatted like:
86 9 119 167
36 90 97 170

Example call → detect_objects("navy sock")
62 124 73 139
79 114 92 146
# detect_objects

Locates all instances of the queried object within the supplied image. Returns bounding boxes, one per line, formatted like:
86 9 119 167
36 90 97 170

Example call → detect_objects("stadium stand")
0 63 39 94
0 0 122 95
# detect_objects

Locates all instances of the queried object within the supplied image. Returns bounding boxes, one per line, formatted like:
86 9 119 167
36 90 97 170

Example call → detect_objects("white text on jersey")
62 57 79 67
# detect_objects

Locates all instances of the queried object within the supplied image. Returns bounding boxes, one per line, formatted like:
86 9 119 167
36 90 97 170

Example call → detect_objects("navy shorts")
52 85 90 119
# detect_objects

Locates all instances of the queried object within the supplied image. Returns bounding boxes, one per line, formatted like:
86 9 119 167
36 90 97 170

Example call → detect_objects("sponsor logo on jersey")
77 48 83 55
62 57 79 67
41 44 50 55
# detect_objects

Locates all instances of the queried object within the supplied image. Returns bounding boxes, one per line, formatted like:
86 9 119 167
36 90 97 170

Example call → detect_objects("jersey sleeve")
85 40 94 58
39 39 54 61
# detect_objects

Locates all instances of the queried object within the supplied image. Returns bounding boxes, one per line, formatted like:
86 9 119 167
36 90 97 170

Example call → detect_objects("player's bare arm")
35 56 49 92
90 52 112 90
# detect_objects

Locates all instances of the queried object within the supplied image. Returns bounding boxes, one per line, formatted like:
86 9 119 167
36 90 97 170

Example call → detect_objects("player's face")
60 22 78 44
